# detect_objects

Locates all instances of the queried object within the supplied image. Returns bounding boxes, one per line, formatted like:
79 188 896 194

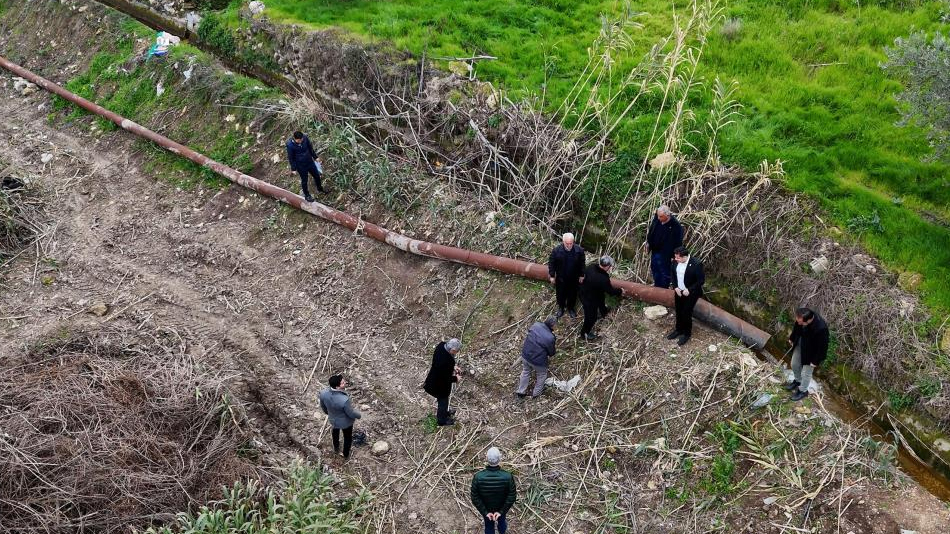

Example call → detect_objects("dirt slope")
1 74 949 533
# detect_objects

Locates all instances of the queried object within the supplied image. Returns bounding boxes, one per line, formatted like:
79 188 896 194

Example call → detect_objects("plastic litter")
148 31 181 58
545 375 581 393
750 393 772 409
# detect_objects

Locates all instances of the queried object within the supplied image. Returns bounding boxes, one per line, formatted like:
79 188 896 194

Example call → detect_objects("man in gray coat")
319 374 362 459
515 316 556 399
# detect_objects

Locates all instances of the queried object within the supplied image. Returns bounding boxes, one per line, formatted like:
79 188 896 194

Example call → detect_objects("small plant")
196 12 237 58
421 413 438 433
846 210 885 234
720 17 742 41
887 389 915 411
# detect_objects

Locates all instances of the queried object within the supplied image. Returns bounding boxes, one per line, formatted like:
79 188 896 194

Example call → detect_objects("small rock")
248 1 266 15
763 496 778 506
934 438 950 452
649 151 676 170
897 271 922 292
643 305 667 320
708 344 718 352
864 264 877 275
407 512 418 520
224 114 236 122
40 153 53 164
20 84 38 96
809 255 829 274
900 530 919 534
88 302 109 317
372 441 390 455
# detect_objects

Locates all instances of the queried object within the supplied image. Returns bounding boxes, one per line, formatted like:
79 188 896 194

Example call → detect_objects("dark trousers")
674 291 700 336
436 396 451 425
580 299 607 336
483 512 508 534
555 278 579 311
332 425 353 458
296 160 323 197
650 252 672 288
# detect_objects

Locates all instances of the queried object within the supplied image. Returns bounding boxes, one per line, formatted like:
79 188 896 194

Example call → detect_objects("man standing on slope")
471 447 517 534
548 233 586 318
667 246 704 346
515 316 557 400
785 307 830 402
644 205 683 288
579 256 625 341
423 338 462 426
286 130 326 202
318 374 362 460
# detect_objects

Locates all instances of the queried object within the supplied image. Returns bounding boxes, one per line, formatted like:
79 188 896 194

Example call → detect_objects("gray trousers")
791 344 813 393
517 359 548 397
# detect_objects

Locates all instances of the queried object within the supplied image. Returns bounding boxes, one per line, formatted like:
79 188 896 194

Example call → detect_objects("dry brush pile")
0 327 260 533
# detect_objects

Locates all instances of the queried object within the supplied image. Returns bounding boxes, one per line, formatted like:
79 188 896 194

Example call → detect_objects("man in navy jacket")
286 130 325 202
548 233 585 318
645 205 683 288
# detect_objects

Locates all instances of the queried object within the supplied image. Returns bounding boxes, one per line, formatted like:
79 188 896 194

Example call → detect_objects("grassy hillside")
236 0 950 314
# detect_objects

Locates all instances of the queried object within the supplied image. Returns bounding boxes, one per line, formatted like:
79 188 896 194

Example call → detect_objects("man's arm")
471 476 488 517
319 395 328 415
286 141 296 171
501 474 517 514
688 261 705 294
343 398 362 420
814 327 830 366
305 137 317 160
547 248 558 279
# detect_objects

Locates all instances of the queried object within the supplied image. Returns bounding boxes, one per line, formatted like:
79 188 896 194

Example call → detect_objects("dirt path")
2 78 949 533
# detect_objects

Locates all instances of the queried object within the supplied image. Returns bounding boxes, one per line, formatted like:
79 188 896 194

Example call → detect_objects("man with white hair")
471 447 517 534
423 338 463 426
645 205 683 288
548 232 586 318
579 256 626 341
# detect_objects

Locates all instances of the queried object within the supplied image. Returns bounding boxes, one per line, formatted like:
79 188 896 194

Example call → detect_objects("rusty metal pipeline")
0 55 770 348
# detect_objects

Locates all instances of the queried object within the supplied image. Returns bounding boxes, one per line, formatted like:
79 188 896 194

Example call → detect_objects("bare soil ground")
1 77 949 533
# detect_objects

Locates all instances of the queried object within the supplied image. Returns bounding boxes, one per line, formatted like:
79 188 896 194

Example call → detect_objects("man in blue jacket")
515 316 556 399
286 130 325 202
645 205 683 288
319 374 362 459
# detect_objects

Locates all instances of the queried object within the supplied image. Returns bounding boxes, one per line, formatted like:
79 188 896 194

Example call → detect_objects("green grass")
234 0 950 315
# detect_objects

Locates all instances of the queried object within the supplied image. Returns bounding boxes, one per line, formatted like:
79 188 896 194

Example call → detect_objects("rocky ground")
1 69 949 533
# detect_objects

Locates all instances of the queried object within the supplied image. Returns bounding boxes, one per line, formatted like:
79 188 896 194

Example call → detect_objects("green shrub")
144 463 370 534
197 12 237 58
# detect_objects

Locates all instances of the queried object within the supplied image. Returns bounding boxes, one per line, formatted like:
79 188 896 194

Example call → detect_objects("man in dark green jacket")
471 447 517 534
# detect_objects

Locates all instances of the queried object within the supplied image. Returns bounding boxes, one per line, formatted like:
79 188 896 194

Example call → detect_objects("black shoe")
581 333 599 341
568 309 577 319
304 194 315 202
783 380 801 391
791 391 809 402
677 335 690 346
515 393 527 399
438 419 455 427
555 308 565 318
666 330 680 340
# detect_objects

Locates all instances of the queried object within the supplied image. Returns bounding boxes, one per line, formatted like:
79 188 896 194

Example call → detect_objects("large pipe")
0 55 770 349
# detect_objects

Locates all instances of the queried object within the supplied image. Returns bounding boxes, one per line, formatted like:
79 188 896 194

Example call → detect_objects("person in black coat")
286 130 325 202
578 256 625 341
548 233 586 318
785 308 830 401
423 338 462 426
644 205 683 288
666 246 704 346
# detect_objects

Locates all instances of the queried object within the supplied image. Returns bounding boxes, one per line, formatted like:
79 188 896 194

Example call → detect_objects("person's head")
598 255 614 272
543 316 557 331
328 374 347 390
795 307 815 326
561 232 575 250
486 446 502 467
656 205 672 224
445 338 462 355
673 246 689 263
292 131 304 144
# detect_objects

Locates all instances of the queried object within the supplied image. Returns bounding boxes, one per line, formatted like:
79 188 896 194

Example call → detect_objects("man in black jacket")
579 256 625 341
667 246 704 346
423 338 462 426
286 130 325 202
471 447 517 534
645 205 683 288
548 233 586 318
785 308 830 401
